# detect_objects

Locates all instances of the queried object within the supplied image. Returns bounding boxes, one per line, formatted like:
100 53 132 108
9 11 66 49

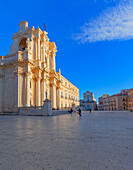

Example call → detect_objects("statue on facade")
26 38 32 52
45 90 48 99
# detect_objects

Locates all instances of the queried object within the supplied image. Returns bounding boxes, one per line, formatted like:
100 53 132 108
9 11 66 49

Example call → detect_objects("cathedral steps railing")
19 106 43 111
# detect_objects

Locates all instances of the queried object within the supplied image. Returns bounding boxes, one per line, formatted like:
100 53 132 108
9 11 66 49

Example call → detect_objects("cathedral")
0 21 79 112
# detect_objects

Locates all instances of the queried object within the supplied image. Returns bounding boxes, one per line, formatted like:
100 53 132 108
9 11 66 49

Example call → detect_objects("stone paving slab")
0 111 133 170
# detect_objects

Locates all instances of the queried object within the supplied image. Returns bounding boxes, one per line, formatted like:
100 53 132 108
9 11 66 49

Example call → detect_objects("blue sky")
0 0 133 101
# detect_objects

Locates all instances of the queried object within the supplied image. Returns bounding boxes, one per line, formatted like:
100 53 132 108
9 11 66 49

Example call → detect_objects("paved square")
0 111 133 170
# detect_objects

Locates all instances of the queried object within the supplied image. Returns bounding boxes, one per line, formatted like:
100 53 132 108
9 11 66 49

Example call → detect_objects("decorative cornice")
12 27 34 39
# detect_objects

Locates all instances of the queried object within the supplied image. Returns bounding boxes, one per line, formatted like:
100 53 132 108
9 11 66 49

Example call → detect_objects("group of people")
68 107 93 116
68 108 82 116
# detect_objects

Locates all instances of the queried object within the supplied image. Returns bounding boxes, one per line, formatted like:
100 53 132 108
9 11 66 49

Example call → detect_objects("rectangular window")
61 91 63 98
65 93 67 99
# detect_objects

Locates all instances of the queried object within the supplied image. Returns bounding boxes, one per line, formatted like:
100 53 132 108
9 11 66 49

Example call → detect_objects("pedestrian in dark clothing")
78 108 81 116
89 108 92 113
70 108 73 114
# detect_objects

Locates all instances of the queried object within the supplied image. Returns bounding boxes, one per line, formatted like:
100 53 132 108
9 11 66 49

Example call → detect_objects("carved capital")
36 77 42 81
23 72 31 77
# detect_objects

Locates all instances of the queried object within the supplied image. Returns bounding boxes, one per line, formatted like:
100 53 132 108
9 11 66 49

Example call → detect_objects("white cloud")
74 0 133 43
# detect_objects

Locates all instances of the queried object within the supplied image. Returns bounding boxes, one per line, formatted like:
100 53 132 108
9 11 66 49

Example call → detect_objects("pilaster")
37 33 41 60
14 71 22 107
51 83 57 109
42 36 46 63
41 79 47 104
25 72 30 106
57 87 61 108
34 38 37 60
51 52 56 71
36 77 41 106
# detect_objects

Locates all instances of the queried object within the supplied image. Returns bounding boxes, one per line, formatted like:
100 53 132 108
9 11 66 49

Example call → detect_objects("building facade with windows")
103 95 117 111
60 75 79 109
127 88 133 111
80 91 97 110
98 94 109 111
99 89 130 111
0 21 79 112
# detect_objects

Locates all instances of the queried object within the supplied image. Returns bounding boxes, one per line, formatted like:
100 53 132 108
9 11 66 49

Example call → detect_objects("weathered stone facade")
0 21 79 112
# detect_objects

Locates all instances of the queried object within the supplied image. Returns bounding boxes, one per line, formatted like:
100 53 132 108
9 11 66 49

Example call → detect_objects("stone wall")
0 66 15 112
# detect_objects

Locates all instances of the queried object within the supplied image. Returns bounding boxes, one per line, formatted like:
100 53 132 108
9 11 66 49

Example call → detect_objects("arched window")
19 38 27 51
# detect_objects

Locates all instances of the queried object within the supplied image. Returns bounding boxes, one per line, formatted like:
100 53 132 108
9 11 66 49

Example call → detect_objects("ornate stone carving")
26 38 33 52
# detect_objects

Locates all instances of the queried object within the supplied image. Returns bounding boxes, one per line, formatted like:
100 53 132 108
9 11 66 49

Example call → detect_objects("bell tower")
19 20 28 31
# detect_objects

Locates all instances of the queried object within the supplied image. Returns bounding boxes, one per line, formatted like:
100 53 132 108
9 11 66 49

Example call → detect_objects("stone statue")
26 38 32 52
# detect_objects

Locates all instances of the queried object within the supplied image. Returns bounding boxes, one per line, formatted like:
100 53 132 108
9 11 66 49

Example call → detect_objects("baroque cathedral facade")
0 21 79 112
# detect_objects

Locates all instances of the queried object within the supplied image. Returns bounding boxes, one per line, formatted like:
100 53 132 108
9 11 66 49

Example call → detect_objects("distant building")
80 91 97 110
98 94 109 110
127 89 133 111
116 89 129 111
104 95 118 111
99 89 130 111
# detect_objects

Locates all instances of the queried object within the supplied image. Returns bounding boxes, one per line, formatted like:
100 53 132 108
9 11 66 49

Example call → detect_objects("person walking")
70 108 73 114
78 108 81 116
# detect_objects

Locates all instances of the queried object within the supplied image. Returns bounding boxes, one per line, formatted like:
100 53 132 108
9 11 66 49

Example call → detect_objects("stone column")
57 87 61 109
14 72 19 107
46 53 50 70
43 40 45 63
23 73 26 106
18 73 23 107
25 73 30 106
14 72 23 107
41 79 44 105
41 35 46 66
51 52 56 71
42 79 46 103
40 80 43 105
32 78 35 106
37 34 41 60
36 77 41 106
51 84 57 109
34 38 37 61
41 38 45 68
